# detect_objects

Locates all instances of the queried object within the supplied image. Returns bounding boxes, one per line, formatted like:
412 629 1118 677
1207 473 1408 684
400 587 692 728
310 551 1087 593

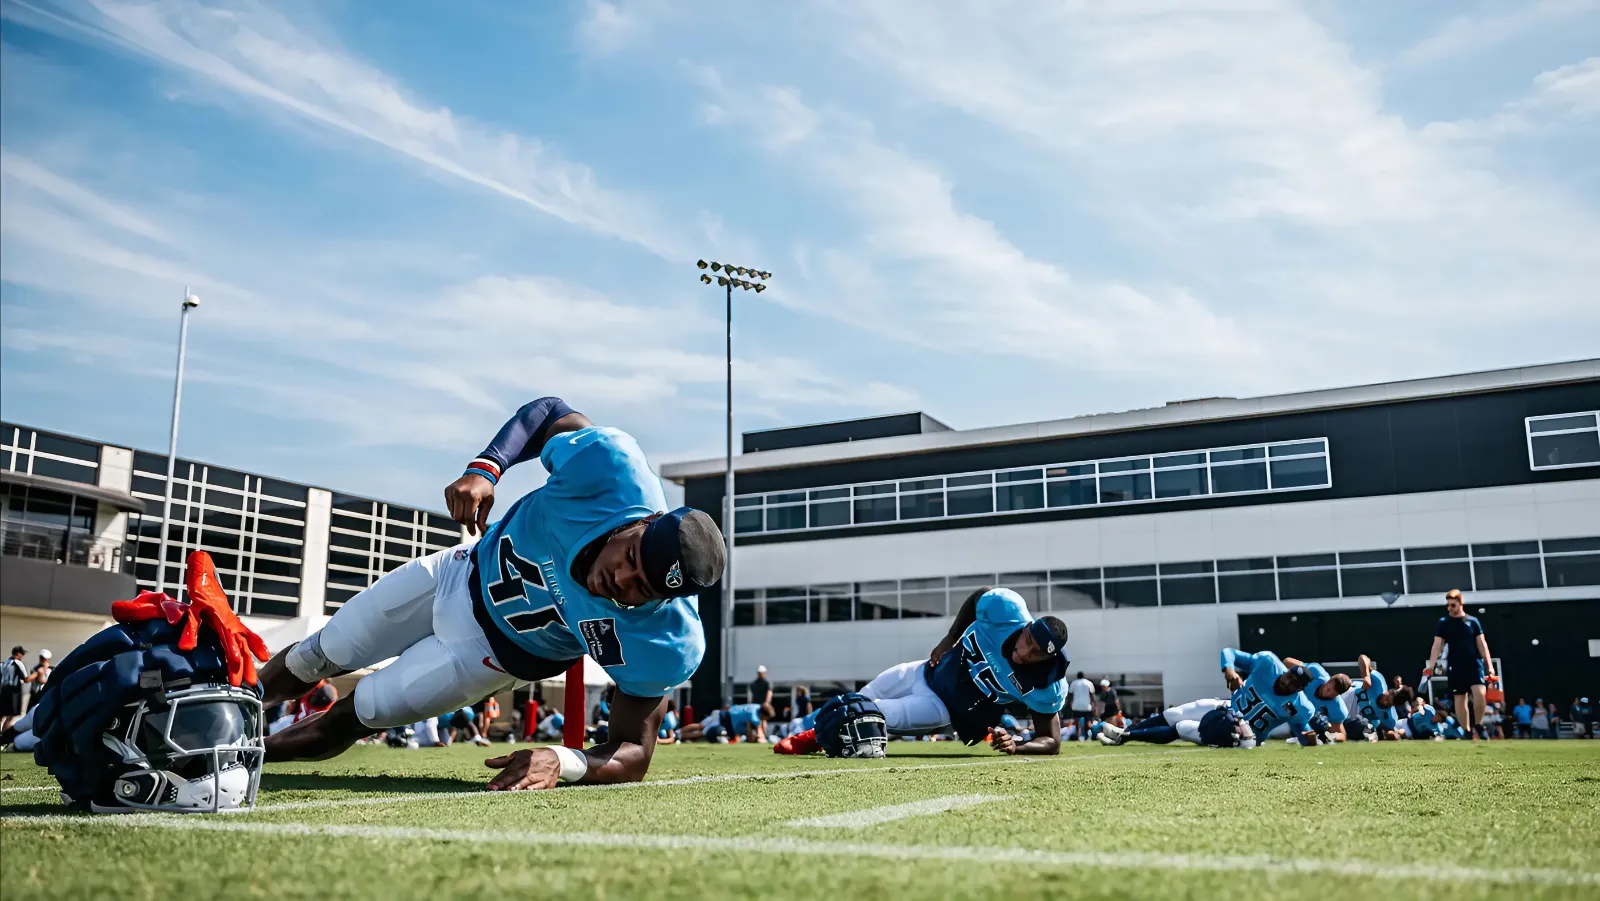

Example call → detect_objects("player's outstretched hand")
445 473 496 536
990 727 1017 755
485 748 561 791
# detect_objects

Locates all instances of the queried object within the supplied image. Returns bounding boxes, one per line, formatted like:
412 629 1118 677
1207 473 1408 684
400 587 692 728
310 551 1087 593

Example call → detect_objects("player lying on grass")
1217 647 1322 745
1342 654 1413 742
678 701 768 743
1096 699 1258 748
776 587 1068 756
258 396 725 790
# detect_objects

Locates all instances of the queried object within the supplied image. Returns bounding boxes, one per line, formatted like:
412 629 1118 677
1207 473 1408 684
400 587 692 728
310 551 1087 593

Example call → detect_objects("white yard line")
0 748 1192 816
2 816 1593 887
787 793 1009 828
0 787 55 794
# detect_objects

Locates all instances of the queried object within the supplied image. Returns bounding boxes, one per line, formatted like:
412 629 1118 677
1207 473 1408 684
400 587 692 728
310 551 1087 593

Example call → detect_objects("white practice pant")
1163 698 1228 745
310 542 516 728
860 660 952 734
9 708 36 751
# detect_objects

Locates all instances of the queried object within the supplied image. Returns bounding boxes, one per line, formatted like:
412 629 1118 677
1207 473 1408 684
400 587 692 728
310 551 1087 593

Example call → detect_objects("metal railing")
0 518 124 572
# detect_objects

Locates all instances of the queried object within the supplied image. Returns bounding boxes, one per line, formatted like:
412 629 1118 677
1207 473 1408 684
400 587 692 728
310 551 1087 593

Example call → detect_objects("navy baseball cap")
639 507 725 598
1027 619 1064 659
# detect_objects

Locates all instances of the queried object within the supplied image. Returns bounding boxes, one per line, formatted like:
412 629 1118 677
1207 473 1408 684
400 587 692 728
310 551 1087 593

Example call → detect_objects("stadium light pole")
697 260 770 706
154 287 201 596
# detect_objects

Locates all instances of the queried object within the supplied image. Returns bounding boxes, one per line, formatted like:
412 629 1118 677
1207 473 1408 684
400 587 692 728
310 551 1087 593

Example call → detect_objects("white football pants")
311 541 517 728
859 660 952 735
1163 698 1228 744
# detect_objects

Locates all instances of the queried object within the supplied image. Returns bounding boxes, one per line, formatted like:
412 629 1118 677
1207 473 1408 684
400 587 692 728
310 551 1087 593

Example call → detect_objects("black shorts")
1068 708 1093 720
0 687 21 717
1447 661 1485 694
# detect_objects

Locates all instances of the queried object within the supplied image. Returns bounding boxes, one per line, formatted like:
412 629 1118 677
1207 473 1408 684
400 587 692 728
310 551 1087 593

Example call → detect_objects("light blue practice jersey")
1408 704 1437 736
727 703 762 734
1352 670 1399 731
926 589 1068 721
473 427 704 697
1220 649 1315 738
1305 663 1350 724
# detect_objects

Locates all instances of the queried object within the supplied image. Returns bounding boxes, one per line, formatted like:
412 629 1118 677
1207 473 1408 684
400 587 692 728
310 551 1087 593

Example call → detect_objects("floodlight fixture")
701 274 713 284
697 259 709 270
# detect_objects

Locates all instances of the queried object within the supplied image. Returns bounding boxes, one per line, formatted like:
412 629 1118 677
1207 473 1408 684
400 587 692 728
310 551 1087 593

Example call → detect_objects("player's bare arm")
929 588 983 664
485 691 665 790
1222 667 1244 691
1423 636 1445 684
1477 633 1496 680
1357 653 1374 687
998 711 1061 755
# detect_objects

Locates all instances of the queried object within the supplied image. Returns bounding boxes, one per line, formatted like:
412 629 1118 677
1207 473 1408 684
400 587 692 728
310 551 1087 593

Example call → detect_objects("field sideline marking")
0 749 1194 817
0 787 55 794
3 816 1595 887
788 793 1009 828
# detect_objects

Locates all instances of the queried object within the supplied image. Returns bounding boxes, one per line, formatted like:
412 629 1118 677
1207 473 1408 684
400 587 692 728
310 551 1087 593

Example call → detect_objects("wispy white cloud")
0 148 915 458
693 68 1265 382
1426 57 1600 140
1393 0 1599 70
2 0 691 257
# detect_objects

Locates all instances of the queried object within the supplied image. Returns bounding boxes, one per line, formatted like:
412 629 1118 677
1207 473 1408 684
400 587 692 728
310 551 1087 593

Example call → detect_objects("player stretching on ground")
1097 698 1257 748
259 397 725 790
1423 589 1497 741
776 587 1068 755
1218 648 1319 744
1266 662 1353 742
1346 654 1411 741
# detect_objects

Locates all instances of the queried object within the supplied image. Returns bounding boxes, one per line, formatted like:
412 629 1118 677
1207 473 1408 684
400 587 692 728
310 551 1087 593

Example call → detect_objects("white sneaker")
473 736 491 747
1098 732 1119 746
1097 723 1125 745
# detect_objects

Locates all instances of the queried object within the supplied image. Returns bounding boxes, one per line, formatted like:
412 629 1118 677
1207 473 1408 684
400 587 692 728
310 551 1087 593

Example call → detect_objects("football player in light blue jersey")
1218 648 1318 745
775 587 1068 756
1348 654 1411 741
1269 662 1354 742
260 397 725 790
1407 701 1443 740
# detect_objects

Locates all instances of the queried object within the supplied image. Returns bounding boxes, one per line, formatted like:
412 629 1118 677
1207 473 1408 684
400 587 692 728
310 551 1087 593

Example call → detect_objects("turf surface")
3 740 1597 900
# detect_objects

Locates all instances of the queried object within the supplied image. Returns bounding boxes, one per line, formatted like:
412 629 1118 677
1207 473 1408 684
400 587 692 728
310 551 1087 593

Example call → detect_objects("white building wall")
729 480 1600 705
299 488 332 616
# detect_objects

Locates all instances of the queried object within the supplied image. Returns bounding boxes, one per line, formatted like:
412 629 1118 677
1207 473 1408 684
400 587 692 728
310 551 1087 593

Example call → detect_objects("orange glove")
112 590 190 626
184 551 271 687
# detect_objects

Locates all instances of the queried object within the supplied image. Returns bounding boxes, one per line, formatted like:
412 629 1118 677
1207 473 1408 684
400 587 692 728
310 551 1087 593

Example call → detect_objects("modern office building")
662 360 1600 716
1 421 466 661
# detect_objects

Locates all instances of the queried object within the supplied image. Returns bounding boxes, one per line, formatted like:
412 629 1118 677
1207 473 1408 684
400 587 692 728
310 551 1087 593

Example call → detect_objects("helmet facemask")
93 683 264 814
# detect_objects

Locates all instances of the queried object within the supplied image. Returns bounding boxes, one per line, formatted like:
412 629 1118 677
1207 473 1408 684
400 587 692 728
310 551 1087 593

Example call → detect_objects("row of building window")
732 438 1333 535
1 424 102 486
731 537 1600 625
1526 412 1600 471
125 456 317 618
323 493 462 614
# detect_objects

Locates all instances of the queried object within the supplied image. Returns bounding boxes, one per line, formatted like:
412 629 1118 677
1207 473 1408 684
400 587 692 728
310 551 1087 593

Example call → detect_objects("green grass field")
3 740 1597 900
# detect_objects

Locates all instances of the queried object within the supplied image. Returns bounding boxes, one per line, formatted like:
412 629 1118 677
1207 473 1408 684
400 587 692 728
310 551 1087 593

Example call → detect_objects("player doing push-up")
258 397 725 790
777 587 1068 756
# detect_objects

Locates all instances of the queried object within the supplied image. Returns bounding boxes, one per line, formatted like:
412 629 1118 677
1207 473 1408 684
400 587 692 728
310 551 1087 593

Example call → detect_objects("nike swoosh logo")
482 657 506 674
570 433 583 444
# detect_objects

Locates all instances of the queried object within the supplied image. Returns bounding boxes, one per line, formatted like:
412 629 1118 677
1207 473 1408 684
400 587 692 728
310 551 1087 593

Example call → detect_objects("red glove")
112 590 191 626
184 551 271 687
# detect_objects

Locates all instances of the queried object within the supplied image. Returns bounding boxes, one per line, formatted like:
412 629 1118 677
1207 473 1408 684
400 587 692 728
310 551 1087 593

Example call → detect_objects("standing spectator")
786 685 813 737
1512 698 1533 738
1066 672 1096 741
23 649 51 712
1530 700 1551 739
1547 701 1562 739
1423 589 1497 740
1096 679 1122 722
1482 703 1505 740
1572 697 1594 739
482 695 501 739
751 666 772 710
0 647 27 733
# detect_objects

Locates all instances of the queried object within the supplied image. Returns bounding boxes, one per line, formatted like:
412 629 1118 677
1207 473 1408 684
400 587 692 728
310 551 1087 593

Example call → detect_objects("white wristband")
550 745 589 784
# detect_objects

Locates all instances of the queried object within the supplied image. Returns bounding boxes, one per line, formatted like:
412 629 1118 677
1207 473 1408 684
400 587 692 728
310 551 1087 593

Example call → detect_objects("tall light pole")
696 260 770 704
155 287 201 596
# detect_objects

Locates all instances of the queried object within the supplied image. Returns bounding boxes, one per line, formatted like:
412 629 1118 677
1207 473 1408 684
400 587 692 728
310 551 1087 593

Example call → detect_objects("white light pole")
155 287 201 596
696 260 770 704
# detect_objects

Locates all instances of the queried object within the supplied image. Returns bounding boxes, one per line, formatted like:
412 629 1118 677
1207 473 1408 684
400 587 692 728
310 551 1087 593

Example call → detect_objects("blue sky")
2 0 1597 512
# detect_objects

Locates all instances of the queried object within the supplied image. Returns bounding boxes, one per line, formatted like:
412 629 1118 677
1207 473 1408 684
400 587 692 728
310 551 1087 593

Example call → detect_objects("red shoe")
774 728 819 755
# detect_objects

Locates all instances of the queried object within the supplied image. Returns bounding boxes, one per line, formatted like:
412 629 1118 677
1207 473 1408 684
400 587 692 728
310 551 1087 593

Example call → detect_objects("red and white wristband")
463 457 501 485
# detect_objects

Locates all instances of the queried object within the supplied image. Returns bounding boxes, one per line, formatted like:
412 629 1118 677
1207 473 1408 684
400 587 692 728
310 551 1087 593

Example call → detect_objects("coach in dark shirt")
750 665 771 709
1424 589 1497 741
